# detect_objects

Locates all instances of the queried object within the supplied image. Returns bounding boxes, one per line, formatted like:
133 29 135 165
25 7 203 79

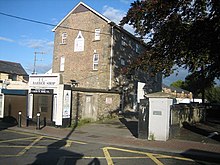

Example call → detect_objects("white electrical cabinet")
146 92 175 141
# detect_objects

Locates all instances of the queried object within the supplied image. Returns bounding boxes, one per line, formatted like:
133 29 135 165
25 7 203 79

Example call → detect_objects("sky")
0 0 188 85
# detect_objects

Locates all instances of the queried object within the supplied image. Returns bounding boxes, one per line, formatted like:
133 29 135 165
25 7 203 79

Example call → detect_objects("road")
0 129 219 165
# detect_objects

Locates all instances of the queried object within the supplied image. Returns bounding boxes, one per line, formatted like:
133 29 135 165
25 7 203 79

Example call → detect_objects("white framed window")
94 29 100 41
120 58 125 66
74 31 84 52
61 32 67 44
60 56 65 71
93 53 99 70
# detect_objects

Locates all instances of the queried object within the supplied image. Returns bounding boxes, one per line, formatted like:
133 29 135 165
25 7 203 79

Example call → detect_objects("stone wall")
71 90 120 124
171 103 206 127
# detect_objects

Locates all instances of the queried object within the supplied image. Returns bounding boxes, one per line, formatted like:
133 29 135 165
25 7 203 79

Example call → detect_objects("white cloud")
102 5 126 24
0 36 14 42
25 63 52 75
119 0 131 4
51 18 59 25
19 39 54 54
102 5 135 34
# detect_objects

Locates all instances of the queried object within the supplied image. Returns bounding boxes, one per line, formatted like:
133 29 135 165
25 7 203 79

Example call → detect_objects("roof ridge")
52 1 111 32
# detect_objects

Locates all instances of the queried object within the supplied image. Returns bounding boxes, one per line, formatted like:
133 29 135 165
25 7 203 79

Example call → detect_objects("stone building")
162 84 194 103
0 60 28 89
0 60 28 122
52 2 162 122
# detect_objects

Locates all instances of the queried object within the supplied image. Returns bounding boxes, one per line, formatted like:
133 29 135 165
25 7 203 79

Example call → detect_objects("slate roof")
0 60 28 76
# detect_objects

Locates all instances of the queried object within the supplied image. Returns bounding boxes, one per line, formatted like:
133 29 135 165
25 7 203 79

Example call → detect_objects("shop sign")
31 89 53 94
29 75 60 87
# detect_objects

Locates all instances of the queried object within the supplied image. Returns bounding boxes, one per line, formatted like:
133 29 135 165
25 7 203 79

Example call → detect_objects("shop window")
39 96 49 112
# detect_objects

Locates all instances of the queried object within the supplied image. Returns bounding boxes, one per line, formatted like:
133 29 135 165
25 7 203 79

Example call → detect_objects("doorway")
33 94 53 124
83 95 97 120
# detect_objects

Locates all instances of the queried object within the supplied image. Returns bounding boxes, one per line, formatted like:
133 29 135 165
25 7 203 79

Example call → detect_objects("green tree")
170 80 185 89
205 86 220 103
120 0 220 91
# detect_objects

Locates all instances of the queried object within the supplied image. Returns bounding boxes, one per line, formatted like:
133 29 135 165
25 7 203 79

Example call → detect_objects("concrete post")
18 111 22 127
36 112 40 130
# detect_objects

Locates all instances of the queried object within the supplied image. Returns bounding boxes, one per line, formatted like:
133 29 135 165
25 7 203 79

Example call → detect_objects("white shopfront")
28 73 71 126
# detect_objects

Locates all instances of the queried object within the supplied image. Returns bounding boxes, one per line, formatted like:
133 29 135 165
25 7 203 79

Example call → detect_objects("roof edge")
52 2 111 32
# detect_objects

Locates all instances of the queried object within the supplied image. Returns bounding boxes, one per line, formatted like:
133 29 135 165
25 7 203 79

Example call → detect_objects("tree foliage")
120 0 220 83
170 80 185 88
205 86 220 103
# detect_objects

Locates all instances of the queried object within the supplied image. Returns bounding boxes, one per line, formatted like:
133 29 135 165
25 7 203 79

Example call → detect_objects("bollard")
36 112 41 130
18 111 22 127
26 116 29 127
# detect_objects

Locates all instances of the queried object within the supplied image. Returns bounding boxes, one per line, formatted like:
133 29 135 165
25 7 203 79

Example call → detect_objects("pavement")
1 117 220 161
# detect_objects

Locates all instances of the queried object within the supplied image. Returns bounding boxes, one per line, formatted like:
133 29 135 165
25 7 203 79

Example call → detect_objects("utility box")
145 92 175 141
138 99 149 139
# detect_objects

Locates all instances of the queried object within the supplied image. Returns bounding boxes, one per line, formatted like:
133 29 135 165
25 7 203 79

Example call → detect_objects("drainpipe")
109 25 114 90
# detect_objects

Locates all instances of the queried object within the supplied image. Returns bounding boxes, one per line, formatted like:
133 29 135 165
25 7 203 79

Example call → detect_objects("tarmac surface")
1 117 220 161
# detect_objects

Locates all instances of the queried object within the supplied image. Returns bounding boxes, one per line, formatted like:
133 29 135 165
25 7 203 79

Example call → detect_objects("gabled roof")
52 2 111 32
0 60 28 76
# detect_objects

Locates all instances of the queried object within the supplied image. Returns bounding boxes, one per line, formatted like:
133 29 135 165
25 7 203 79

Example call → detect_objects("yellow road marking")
65 140 72 147
0 155 20 157
43 136 87 145
4 129 38 136
155 154 194 161
3 129 86 145
103 147 195 164
103 147 114 165
146 153 164 165
0 145 45 148
0 136 37 143
0 145 75 149
17 136 43 156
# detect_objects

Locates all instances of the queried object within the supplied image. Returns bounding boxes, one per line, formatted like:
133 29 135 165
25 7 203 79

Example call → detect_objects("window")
94 29 100 41
93 54 99 70
61 32 67 44
120 58 125 66
74 31 84 52
60 56 65 71
121 35 127 46
9 74 17 81
136 43 141 53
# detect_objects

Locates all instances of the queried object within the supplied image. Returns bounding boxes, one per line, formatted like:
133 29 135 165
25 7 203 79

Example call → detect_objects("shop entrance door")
33 94 53 124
